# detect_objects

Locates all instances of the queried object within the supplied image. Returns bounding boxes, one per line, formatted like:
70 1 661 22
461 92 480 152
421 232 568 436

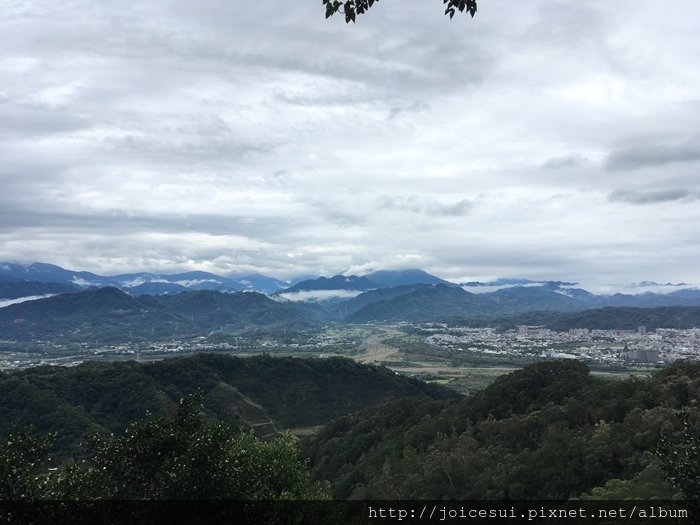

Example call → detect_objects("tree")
655 411 700 499
0 427 54 500
0 394 329 501
45 394 329 500
323 0 478 23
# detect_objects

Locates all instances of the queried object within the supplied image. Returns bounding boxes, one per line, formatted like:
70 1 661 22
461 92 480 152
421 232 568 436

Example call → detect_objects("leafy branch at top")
323 0 478 23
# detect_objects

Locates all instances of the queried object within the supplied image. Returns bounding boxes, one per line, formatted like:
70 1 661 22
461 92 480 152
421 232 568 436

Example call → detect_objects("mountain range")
2 262 700 340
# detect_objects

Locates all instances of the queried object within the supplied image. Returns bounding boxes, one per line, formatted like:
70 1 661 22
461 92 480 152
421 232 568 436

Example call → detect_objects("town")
2 322 700 372
417 324 700 364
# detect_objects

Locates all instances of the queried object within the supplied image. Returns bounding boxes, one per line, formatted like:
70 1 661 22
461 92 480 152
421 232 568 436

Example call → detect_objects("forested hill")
0 287 328 342
462 305 700 331
305 360 700 500
0 354 456 458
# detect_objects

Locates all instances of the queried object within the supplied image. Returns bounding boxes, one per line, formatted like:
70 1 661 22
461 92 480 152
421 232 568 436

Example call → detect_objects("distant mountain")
328 284 434 319
0 262 112 287
232 273 290 293
461 278 538 287
152 290 327 327
3 262 700 319
281 275 378 294
0 262 247 294
0 288 328 342
124 282 188 295
668 288 700 300
476 306 700 331
0 281 79 299
363 269 452 288
339 282 700 323
598 292 700 308
111 270 245 293
345 284 498 323
488 285 584 312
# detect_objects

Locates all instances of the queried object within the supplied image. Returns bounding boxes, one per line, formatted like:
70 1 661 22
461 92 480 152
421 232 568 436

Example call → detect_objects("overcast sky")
2 0 699 287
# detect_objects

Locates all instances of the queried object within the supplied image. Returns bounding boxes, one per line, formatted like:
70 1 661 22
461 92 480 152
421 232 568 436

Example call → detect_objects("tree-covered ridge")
305 360 700 499
462 306 700 331
0 354 456 459
0 287 329 342
2 358 700 501
1 395 330 502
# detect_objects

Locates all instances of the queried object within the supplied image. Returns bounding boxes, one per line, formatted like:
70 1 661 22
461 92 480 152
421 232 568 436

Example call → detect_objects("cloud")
2 0 700 287
388 100 430 119
608 189 699 205
378 195 473 217
605 143 700 171
542 154 588 169
276 290 364 302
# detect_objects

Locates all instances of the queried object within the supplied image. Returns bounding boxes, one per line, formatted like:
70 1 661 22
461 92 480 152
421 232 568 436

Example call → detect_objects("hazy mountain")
0 262 251 294
281 275 378 293
0 288 328 342
0 281 79 299
598 292 700 308
151 290 328 327
0 262 112 287
363 269 452 288
488 285 584 312
232 273 290 293
461 278 538 286
112 270 245 293
125 282 188 295
476 306 700 331
668 288 700 300
328 284 433 319
340 284 591 323
3 262 700 320
345 284 498 323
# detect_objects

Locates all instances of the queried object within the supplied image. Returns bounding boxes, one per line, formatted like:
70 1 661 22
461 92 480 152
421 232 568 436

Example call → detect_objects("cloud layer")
2 0 700 286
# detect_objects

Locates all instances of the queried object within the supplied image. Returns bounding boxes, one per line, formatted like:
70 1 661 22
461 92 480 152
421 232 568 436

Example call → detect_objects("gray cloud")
542 154 589 169
1 0 700 287
608 189 699 205
606 143 700 171
378 195 473 217
388 100 430 119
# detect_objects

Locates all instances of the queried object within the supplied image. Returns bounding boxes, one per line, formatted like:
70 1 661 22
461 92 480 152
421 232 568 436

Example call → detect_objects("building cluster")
0 326 369 370
420 325 700 364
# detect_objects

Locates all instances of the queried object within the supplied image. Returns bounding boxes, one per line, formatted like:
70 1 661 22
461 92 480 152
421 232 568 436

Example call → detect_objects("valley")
1 263 699 393
1 321 666 395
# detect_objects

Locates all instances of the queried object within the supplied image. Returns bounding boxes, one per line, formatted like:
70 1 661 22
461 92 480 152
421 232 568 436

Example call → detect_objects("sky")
2 0 700 287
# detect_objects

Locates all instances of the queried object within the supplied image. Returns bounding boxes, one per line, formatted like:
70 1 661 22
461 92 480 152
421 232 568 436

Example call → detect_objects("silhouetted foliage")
1 395 329 500
655 411 700 499
323 0 477 23
44 394 328 500
0 427 54 500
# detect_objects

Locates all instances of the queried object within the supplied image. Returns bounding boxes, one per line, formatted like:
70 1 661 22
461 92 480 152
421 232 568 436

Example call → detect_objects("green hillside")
0 353 456 459
305 360 700 499
2 357 700 501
